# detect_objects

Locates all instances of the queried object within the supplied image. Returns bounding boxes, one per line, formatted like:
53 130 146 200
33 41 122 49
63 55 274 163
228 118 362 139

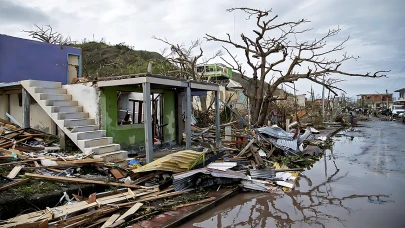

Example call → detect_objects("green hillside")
73 42 170 78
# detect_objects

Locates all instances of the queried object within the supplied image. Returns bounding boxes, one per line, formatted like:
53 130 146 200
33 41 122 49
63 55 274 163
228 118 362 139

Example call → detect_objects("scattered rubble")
0 106 343 227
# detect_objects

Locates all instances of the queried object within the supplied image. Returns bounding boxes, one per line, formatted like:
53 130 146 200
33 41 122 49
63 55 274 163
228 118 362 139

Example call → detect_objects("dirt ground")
180 119 405 228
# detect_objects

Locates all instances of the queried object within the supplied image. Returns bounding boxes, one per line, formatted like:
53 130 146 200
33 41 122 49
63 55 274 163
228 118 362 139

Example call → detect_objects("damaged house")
0 35 220 164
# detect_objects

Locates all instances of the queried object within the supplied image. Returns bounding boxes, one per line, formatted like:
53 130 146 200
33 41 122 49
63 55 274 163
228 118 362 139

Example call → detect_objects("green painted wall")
100 86 176 148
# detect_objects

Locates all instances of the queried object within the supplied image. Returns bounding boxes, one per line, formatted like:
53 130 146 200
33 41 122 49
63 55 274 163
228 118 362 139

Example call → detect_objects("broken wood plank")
174 197 216 210
7 165 23 179
87 193 97 204
45 168 62 173
106 211 159 228
15 146 44 152
24 173 151 189
5 202 98 227
0 179 28 191
101 213 120 228
53 206 118 227
0 160 32 166
267 146 276 158
14 219 48 228
109 168 124 179
117 203 143 221
138 187 174 199
0 155 13 159
56 158 103 166
61 207 116 228
236 139 255 157
132 171 161 185
85 217 109 228
117 190 190 207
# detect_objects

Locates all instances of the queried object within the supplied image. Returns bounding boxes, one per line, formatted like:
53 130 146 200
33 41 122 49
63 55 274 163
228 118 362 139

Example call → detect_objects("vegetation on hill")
72 41 171 78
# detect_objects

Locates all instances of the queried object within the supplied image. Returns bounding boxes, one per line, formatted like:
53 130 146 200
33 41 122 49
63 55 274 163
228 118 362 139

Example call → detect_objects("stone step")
35 88 67 94
45 100 78 106
69 125 99 133
79 137 113 148
51 106 83 113
58 112 89 119
76 130 106 140
64 119 95 127
84 144 121 154
40 93 72 101
29 80 62 88
94 151 128 162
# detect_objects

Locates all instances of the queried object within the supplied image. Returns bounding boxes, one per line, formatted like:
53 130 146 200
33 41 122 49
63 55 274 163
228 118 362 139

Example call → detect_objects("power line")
388 65 405 90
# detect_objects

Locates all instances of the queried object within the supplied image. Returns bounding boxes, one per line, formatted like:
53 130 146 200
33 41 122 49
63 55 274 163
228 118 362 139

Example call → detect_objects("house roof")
226 79 243 89
96 73 219 91
394 88 405 92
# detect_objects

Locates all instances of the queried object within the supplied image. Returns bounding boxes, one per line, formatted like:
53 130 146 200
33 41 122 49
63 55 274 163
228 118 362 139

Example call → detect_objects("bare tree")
153 36 222 111
23 25 71 45
206 7 389 126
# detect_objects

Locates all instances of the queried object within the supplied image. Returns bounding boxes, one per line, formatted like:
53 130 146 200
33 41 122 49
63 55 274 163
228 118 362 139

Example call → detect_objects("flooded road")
180 120 405 228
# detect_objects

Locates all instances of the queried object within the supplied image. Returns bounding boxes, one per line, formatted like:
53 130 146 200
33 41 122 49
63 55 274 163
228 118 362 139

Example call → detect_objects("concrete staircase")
21 80 128 162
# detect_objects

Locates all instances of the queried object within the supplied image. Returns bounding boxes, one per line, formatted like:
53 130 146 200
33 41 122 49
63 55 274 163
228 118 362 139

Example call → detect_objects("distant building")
394 88 405 105
287 94 306 107
394 88 405 100
357 93 393 108
195 63 232 81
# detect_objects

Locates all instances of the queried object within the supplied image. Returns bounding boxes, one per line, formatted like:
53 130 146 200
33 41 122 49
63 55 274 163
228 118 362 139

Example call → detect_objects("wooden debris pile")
0 186 213 228
0 118 56 161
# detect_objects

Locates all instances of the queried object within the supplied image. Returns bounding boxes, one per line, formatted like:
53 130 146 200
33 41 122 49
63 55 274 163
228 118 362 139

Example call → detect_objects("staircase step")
76 130 106 140
94 151 128 162
40 93 72 101
79 137 113 148
64 119 95 127
58 112 89 119
45 100 78 106
35 88 67 94
84 144 121 154
51 106 83 113
69 125 98 133
29 80 62 88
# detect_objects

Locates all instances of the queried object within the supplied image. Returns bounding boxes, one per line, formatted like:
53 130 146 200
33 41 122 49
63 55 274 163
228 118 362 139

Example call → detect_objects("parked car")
380 108 390 116
392 105 405 117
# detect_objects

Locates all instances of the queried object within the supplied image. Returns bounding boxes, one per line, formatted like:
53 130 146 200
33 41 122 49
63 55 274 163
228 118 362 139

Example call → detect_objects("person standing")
272 109 278 126
349 112 355 129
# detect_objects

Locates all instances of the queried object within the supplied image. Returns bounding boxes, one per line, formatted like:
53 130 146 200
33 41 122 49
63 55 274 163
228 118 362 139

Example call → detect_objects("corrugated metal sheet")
298 127 316 145
249 168 275 179
241 180 281 192
173 168 248 191
257 126 293 140
272 138 298 155
132 150 204 173
207 162 237 171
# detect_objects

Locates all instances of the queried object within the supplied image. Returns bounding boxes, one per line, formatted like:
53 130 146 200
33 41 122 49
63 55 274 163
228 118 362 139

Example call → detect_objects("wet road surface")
180 120 405 228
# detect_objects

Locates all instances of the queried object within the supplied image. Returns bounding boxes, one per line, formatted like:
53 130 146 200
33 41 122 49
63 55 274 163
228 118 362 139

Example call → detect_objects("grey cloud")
0 0 50 25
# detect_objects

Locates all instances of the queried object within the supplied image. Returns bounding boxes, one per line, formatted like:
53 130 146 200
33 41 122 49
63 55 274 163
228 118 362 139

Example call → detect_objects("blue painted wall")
0 34 81 84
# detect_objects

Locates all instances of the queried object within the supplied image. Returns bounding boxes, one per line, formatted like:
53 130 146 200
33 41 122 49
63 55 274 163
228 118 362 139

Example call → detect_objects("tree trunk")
257 99 270 126
200 95 208 112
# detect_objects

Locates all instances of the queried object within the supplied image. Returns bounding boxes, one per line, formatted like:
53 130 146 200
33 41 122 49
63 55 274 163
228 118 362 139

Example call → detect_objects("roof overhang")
97 74 219 91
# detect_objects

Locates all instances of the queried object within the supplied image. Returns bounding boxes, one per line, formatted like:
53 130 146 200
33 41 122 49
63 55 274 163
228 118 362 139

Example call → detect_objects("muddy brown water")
180 121 405 228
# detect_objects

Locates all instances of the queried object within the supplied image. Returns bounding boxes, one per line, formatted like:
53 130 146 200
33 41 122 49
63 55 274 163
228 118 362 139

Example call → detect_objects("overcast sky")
1 0 404 99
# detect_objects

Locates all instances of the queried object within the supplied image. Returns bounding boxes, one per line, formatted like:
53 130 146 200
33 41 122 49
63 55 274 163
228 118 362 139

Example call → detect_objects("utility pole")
386 89 389 108
321 75 325 122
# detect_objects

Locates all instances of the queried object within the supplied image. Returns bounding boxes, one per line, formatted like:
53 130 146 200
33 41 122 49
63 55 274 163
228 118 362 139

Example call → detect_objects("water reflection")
190 139 393 228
